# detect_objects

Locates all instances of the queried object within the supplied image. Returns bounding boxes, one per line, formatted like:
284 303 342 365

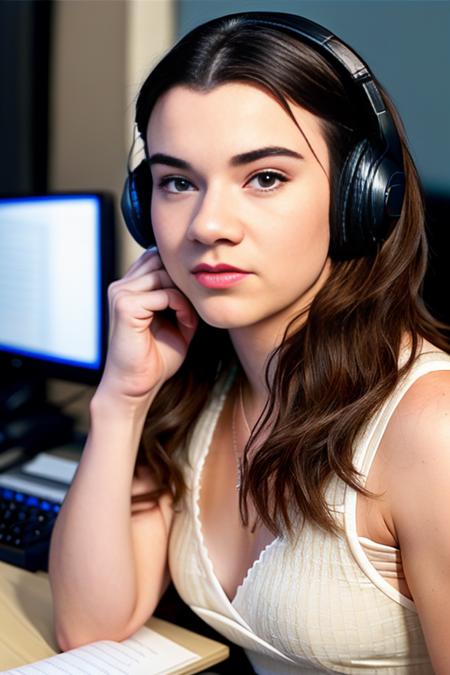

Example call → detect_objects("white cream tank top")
168 350 450 673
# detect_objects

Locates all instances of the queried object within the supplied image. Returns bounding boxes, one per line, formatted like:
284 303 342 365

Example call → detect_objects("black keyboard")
0 486 60 570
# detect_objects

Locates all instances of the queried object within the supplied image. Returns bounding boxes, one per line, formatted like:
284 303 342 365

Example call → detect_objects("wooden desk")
0 561 228 673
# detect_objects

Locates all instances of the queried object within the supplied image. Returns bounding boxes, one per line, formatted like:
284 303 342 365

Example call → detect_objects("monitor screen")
0 193 116 384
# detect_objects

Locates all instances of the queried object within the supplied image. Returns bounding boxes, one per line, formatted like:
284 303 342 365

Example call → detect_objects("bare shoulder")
375 362 450 546
385 366 450 459
379 360 450 670
372 363 450 510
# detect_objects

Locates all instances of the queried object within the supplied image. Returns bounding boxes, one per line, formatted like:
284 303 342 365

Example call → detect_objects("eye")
157 176 196 193
246 170 289 192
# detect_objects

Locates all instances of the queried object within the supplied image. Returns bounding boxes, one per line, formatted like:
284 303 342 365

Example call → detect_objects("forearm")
48 392 151 646
48 246 197 648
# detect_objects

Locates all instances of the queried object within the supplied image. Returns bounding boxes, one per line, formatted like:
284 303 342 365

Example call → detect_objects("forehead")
146 82 327 162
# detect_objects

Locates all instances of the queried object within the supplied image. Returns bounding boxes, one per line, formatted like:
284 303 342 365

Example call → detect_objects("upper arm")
385 370 450 673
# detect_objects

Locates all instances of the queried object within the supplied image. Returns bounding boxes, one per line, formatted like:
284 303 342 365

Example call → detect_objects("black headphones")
121 11 405 259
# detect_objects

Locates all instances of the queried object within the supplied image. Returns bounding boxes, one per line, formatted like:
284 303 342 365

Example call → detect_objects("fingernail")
146 245 158 254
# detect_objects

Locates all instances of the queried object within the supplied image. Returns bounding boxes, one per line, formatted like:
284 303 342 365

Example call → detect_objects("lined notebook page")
3 626 200 674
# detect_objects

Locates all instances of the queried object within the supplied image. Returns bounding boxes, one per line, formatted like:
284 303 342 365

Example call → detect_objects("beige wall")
47 0 175 427
49 0 175 273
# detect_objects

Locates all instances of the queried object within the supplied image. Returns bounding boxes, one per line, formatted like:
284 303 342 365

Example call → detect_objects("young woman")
49 12 450 674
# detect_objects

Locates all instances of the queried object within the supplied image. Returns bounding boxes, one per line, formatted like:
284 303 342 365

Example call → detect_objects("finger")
124 253 162 281
123 248 163 280
164 288 199 331
111 287 198 336
112 269 174 294
136 287 195 321
123 247 158 275
111 289 174 325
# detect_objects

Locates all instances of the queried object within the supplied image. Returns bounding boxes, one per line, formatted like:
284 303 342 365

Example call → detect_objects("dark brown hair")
133 15 449 535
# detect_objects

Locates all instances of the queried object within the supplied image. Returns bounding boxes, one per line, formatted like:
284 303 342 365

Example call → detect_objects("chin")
194 303 257 330
197 313 247 330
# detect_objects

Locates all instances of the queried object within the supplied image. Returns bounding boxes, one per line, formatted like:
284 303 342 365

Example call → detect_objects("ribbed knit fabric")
168 349 450 673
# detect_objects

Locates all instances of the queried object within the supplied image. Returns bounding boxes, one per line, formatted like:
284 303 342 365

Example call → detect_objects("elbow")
54 625 83 653
54 620 134 652
54 621 100 652
55 629 129 653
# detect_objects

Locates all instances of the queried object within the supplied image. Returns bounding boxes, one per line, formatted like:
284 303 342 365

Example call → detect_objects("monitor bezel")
0 191 116 386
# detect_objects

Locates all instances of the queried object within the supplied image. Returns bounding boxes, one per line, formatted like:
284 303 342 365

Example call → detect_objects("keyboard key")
0 489 61 570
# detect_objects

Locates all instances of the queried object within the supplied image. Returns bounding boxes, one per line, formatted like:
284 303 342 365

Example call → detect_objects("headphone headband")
200 12 402 164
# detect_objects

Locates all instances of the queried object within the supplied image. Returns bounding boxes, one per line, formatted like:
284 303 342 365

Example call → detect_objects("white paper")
0 453 80 503
2 626 200 674
21 453 79 484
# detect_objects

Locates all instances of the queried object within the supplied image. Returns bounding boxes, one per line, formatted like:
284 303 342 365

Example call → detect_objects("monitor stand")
0 372 74 468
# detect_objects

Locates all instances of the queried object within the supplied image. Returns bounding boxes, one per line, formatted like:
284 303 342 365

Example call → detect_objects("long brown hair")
133 15 449 534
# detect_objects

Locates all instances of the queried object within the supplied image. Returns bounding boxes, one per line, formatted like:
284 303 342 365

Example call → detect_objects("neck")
228 258 331 417
229 305 301 430
229 321 279 406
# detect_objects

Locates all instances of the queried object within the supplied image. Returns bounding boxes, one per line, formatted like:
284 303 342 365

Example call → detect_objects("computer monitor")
0 193 116 386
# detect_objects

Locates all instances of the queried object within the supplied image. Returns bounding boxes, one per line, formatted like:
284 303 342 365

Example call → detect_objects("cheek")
305 181 331 254
277 187 330 265
151 196 189 246
150 206 171 263
150 198 164 244
151 202 191 288
151 201 178 254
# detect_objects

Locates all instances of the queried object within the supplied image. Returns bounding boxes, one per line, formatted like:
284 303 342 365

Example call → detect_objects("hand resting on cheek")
100 247 199 402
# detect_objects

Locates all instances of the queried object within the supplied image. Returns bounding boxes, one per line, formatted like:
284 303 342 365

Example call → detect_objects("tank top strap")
352 349 450 481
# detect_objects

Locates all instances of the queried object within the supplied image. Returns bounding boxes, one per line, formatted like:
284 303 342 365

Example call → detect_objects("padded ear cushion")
334 139 385 259
120 159 155 248
334 139 405 260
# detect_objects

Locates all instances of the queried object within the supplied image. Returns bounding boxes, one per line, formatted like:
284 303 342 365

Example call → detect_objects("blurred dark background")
0 0 52 194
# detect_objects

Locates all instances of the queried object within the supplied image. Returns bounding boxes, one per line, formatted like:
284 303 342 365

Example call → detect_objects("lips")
191 263 249 273
191 263 250 289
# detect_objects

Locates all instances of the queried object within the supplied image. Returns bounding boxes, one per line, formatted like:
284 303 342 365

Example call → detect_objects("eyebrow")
147 146 304 170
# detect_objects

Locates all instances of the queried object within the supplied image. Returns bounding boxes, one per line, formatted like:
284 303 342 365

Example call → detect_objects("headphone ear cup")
333 139 376 259
121 159 155 248
332 139 405 260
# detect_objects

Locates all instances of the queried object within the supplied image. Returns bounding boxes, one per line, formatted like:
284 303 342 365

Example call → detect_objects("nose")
186 185 244 246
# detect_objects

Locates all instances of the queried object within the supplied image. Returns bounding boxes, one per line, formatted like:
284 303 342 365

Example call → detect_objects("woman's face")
146 82 331 330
